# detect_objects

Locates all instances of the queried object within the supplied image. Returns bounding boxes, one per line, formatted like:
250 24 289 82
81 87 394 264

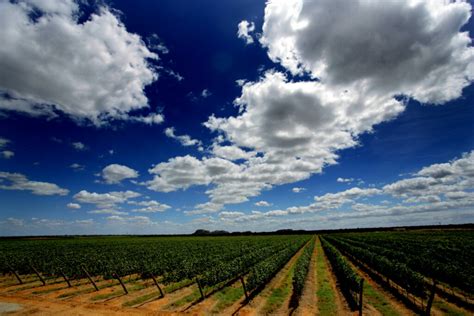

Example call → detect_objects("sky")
0 0 474 235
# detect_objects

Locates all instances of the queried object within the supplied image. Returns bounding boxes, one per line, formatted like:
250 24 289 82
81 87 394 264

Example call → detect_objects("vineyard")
0 229 472 315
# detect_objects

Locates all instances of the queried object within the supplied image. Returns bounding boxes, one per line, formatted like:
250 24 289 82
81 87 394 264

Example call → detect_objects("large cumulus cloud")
261 0 474 104
0 0 160 125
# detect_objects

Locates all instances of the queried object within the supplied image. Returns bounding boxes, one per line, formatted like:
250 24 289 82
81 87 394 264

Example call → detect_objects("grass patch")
58 287 95 298
90 283 146 301
363 281 400 316
58 281 115 298
261 261 295 314
31 280 90 295
164 279 193 293
122 279 193 308
32 285 69 295
433 298 469 316
315 238 338 315
91 291 122 301
122 291 162 307
165 289 201 309
211 286 244 313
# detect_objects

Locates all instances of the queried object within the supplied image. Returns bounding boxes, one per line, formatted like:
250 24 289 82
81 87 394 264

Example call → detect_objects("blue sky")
0 0 474 235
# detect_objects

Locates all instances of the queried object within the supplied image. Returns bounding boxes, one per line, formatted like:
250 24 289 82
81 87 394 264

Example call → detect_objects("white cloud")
164 127 202 148
67 202 81 209
2 150 14 159
205 70 404 174
211 144 255 161
105 215 155 225
75 219 94 225
236 79 247 87
184 202 224 215
72 142 87 151
0 0 160 125
146 155 220 192
0 137 9 149
73 190 140 209
0 138 13 158
129 113 164 125
147 33 169 54
255 200 271 207
292 187 305 193
383 177 438 198
337 177 353 183
237 20 256 44
6 217 25 227
220 211 245 219
0 171 69 196
314 187 382 207
165 69 184 81
129 200 171 213
101 164 139 184
216 151 474 224
88 209 128 215
201 89 212 98
261 0 474 104
70 163 85 171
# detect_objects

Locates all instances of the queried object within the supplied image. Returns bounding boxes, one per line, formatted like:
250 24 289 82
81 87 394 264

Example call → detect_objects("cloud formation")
215 151 474 223
129 200 171 213
1 151 14 159
237 20 256 44
101 164 139 184
0 0 160 125
164 127 203 149
72 142 87 151
73 190 140 209
292 187 305 193
255 200 271 207
0 137 9 149
0 171 69 196
261 0 474 104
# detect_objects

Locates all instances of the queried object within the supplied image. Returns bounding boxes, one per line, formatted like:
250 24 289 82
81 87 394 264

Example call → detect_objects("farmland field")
0 229 473 315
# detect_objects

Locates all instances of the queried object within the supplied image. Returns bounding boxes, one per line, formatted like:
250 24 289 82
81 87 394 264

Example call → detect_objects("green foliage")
291 237 315 306
246 237 307 292
320 236 361 305
0 235 309 292
323 235 426 298
327 230 474 295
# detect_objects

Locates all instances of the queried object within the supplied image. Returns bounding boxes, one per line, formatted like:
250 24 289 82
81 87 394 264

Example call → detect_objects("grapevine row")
324 235 426 298
320 236 362 310
290 237 315 308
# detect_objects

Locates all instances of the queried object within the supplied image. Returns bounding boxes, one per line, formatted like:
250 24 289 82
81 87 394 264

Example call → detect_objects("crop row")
291 237 315 307
320 236 362 309
0 235 310 293
323 235 426 298
332 232 473 294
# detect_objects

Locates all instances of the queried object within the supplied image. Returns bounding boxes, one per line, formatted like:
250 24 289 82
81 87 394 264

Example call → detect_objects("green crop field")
0 229 472 315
